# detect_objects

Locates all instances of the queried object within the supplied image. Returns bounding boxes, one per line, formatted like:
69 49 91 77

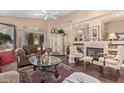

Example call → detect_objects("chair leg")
74 58 77 65
115 69 120 81
83 61 87 70
86 62 89 69
66 56 69 65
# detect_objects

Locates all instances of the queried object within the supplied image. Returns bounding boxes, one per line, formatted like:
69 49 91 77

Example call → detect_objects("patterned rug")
19 63 77 83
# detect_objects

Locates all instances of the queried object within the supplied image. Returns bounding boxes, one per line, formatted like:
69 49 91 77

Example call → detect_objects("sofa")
15 46 53 68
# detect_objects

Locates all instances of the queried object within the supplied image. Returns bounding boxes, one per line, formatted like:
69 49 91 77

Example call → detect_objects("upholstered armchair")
104 46 124 78
14 48 32 68
68 45 83 63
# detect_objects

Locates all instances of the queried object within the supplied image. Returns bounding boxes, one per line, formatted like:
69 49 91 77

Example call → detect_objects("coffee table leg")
54 65 59 78
33 66 37 71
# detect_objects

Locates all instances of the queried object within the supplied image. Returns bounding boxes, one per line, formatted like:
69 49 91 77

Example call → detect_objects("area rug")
19 63 78 83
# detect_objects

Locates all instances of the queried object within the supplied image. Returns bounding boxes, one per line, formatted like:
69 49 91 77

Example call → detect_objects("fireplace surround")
87 47 103 61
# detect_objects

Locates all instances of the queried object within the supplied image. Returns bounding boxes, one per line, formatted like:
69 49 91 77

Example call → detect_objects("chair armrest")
74 53 83 58
0 71 19 83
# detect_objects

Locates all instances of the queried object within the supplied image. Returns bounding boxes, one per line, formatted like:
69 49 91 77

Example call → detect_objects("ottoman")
63 72 101 83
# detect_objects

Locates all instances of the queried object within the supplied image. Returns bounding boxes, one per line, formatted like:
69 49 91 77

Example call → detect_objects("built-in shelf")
111 41 124 45
108 41 124 57
108 48 117 51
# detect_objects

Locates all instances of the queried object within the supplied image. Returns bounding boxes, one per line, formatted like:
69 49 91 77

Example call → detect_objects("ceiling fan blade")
44 15 48 20
49 15 58 20
42 10 47 14
50 11 59 15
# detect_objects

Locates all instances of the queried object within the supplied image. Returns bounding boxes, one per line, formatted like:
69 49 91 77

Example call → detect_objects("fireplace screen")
87 47 103 60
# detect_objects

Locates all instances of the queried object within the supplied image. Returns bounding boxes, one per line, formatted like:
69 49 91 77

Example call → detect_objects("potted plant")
57 29 65 35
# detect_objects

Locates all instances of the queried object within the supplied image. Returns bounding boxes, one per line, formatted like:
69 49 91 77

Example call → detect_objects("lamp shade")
108 33 117 40
37 47 41 51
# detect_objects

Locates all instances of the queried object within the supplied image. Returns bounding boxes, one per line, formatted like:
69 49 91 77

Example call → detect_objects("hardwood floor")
57 55 124 83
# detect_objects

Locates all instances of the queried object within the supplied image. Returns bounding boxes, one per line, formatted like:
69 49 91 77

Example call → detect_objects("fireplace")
87 47 103 61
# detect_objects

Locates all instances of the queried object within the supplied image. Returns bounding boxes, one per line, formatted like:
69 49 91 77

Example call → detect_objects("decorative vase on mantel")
51 28 58 34
75 37 77 41
51 28 65 36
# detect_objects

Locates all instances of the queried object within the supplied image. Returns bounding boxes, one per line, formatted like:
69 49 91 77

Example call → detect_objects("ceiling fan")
34 10 58 20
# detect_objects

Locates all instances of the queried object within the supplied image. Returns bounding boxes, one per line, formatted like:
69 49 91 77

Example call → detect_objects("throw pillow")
0 50 15 65
23 46 31 55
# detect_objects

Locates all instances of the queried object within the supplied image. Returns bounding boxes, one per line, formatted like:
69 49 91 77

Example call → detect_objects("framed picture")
90 26 99 39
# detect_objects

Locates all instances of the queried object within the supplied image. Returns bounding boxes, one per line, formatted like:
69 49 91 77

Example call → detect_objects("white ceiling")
0 10 74 19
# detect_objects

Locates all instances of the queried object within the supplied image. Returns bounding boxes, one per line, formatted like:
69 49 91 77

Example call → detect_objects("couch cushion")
0 62 17 72
80 56 93 62
105 58 118 65
0 50 15 65
99 57 104 62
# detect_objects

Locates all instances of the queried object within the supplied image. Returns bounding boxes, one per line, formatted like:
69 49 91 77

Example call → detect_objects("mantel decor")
90 26 99 39
51 28 65 36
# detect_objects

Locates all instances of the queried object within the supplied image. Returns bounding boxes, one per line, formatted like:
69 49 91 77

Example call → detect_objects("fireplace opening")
87 47 103 61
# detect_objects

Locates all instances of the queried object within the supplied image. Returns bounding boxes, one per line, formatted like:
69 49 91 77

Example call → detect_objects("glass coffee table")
29 56 62 82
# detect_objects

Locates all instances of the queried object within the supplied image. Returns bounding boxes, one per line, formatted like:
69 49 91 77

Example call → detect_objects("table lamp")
108 33 117 53
37 47 41 51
